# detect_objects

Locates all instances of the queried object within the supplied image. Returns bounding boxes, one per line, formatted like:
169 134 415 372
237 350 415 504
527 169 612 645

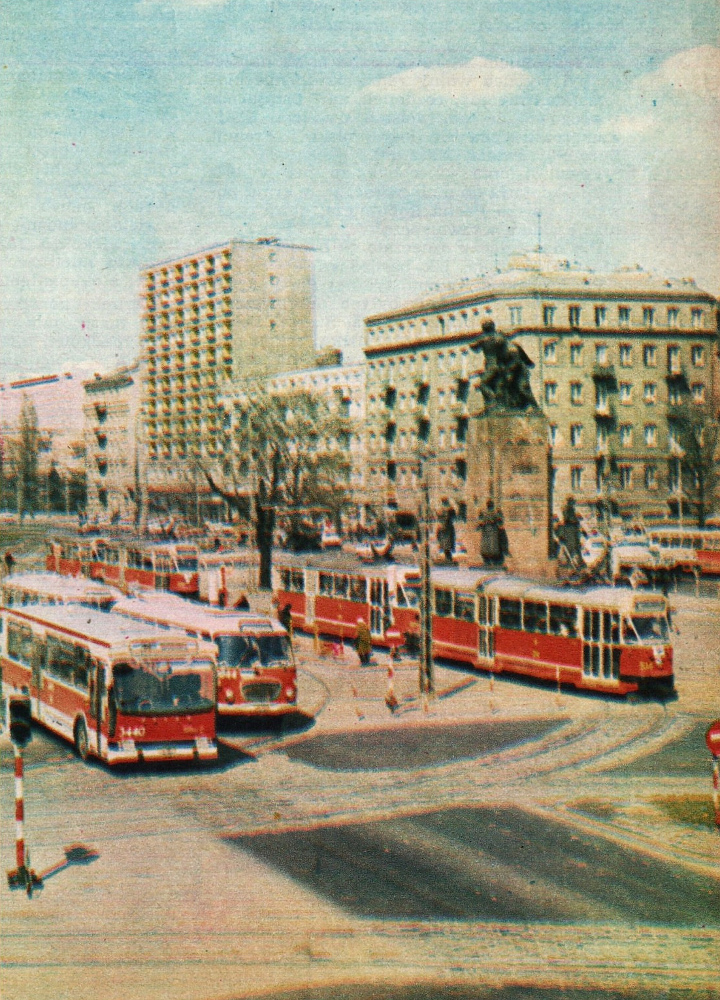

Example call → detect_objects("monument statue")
470 320 538 412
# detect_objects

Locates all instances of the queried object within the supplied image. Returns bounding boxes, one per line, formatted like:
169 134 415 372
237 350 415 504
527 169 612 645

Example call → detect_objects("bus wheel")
74 719 89 761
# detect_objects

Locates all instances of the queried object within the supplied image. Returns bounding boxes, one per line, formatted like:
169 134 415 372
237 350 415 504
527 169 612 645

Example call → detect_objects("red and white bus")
430 568 674 698
1 605 218 764
47 536 201 597
111 592 297 716
646 526 720 577
272 553 421 647
2 572 123 610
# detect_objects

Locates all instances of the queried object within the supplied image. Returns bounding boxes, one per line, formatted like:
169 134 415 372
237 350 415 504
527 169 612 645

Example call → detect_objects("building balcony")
591 364 617 388
594 402 616 426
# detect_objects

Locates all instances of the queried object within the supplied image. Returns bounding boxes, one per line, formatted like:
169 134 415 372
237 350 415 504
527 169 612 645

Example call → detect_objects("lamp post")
418 465 434 702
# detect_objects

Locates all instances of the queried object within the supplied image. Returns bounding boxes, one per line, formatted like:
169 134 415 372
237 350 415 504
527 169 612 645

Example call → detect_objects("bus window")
434 589 453 617
549 604 578 638
7 622 33 665
112 659 214 714
499 598 522 631
217 633 292 669
454 593 475 622
46 636 77 684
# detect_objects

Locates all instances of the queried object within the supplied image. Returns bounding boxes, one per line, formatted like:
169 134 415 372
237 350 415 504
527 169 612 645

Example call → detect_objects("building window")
543 305 556 327
387 461 397 481
692 383 706 404
594 306 607 327
548 424 558 447
618 306 631 327
645 465 658 490
644 382 657 404
667 307 679 328
543 340 557 364
619 382 632 404
570 382 583 405
544 382 558 406
569 305 581 329
595 343 608 365
619 344 632 367
570 424 583 447
596 425 608 451
571 467 583 490
595 384 609 413
644 424 657 447
509 306 523 325
620 424 633 447
619 465 633 489
692 345 706 367
642 307 655 328
668 384 682 406
643 344 657 367
570 343 583 366
691 308 704 330
667 345 681 373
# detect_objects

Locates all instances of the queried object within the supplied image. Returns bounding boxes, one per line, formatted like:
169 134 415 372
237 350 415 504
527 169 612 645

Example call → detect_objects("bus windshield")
112 659 215 715
216 633 292 670
626 615 669 644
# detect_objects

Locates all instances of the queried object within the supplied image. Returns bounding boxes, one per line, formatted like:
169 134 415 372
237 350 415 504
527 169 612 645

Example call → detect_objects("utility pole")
418 474 434 702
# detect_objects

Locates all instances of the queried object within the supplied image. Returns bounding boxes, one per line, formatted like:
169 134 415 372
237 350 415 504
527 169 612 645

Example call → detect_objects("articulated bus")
430 568 674 697
2 572 123 610
646 526 720 577
47 536 201 597
0 605 218 764
112 592 297 716
272 553 421 647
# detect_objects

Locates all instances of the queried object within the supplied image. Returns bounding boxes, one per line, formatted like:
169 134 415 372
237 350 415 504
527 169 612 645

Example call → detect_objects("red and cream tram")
646 526 720 577
430 568 674 697
112 592 298 716
272 553 421 647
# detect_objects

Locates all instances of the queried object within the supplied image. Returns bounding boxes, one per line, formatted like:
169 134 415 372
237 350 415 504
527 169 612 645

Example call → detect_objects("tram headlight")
224 688 235 702
285 686 296 700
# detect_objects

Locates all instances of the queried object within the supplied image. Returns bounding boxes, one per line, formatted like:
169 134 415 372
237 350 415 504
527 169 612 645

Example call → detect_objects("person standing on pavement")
4 551 15 577
355 617 372 666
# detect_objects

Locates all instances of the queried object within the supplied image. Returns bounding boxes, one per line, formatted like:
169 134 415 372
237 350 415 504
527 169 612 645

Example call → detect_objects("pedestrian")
278 602 293 633
355 617 372 666
385 659 399 713
478 499 505 567
4 551 15 576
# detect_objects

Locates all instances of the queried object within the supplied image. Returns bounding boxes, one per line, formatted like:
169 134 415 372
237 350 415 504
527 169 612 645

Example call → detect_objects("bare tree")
202 383 352 589
13 394 40 522
670 404 720 526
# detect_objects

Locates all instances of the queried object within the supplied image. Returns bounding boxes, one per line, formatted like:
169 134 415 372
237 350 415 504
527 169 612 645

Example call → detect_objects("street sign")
705 720 720 757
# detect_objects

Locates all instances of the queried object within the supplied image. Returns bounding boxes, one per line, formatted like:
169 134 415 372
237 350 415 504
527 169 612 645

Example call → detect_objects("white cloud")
363 56 530 101
639 45 720 100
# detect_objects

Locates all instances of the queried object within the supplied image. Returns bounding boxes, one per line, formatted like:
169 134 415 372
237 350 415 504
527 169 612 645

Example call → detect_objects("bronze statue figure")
470 320 538 413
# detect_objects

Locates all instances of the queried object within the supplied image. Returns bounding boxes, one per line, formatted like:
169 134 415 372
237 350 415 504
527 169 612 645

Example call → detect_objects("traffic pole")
712 757 720 831
7 744 42 896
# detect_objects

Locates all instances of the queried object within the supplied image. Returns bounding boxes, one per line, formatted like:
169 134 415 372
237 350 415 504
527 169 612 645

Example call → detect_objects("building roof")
365 252 716 324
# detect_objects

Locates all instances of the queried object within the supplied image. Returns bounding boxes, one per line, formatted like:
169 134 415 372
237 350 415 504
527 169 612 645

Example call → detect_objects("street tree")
670 403 720 526
203 383 353 589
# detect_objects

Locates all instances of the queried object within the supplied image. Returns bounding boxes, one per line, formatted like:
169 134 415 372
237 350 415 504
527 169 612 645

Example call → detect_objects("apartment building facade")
139 237 315 473
363 252 719 527
83 364 140 522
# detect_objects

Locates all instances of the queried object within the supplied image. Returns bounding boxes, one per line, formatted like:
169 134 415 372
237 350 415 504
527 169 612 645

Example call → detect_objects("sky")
1 0 719 379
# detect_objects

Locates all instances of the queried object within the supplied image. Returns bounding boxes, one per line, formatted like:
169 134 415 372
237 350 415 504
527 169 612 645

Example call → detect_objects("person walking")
355 618 372 666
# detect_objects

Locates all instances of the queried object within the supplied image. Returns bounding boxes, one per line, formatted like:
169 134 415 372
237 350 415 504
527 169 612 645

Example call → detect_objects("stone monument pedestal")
465 409 554 580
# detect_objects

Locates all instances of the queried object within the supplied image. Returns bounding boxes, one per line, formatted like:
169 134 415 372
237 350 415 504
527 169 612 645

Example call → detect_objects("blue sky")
1 0 718 378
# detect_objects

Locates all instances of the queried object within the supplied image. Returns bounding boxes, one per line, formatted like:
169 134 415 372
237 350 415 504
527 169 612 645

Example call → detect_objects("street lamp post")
418 472 434 701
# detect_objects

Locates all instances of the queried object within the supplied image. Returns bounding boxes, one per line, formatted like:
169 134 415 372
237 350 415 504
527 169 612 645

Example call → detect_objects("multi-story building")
139 237 314 469
363 251 719 527
83 364 140 522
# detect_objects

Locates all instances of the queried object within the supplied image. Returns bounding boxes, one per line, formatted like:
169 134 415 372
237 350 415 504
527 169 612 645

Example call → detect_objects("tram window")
319 573 334 596
478 596 489 625
455 594 475 621
610 612 620 644
334 575 349 598
349 577 366 602
499 598 522 631
7 623 33 665
291 570 304 592
434 589 453 617
693 536 702 549
280 569 292 591
549 604 578 638
524 601 548 634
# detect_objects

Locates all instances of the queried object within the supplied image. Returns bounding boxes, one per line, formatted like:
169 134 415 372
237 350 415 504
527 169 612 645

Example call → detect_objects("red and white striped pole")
705 722 720 833
14 744 26 872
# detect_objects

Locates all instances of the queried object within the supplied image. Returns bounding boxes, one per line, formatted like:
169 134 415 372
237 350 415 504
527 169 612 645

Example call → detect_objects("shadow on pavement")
218 710 316 739
230 981 711 1000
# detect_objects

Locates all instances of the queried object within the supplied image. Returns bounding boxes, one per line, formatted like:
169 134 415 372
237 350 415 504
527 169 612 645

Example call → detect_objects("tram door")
582 609 620 681
369 578 389 638
477 595 495 663
155 554 171 591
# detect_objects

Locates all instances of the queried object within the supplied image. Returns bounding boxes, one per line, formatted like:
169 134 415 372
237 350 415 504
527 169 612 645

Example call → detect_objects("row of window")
551 422 684 449
541 304 706 330
545 381 706 407
544 341 705 367
568 460 690 492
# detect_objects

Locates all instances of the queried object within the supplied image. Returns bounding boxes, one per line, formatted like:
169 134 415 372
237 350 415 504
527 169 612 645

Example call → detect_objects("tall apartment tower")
140 238 314 467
